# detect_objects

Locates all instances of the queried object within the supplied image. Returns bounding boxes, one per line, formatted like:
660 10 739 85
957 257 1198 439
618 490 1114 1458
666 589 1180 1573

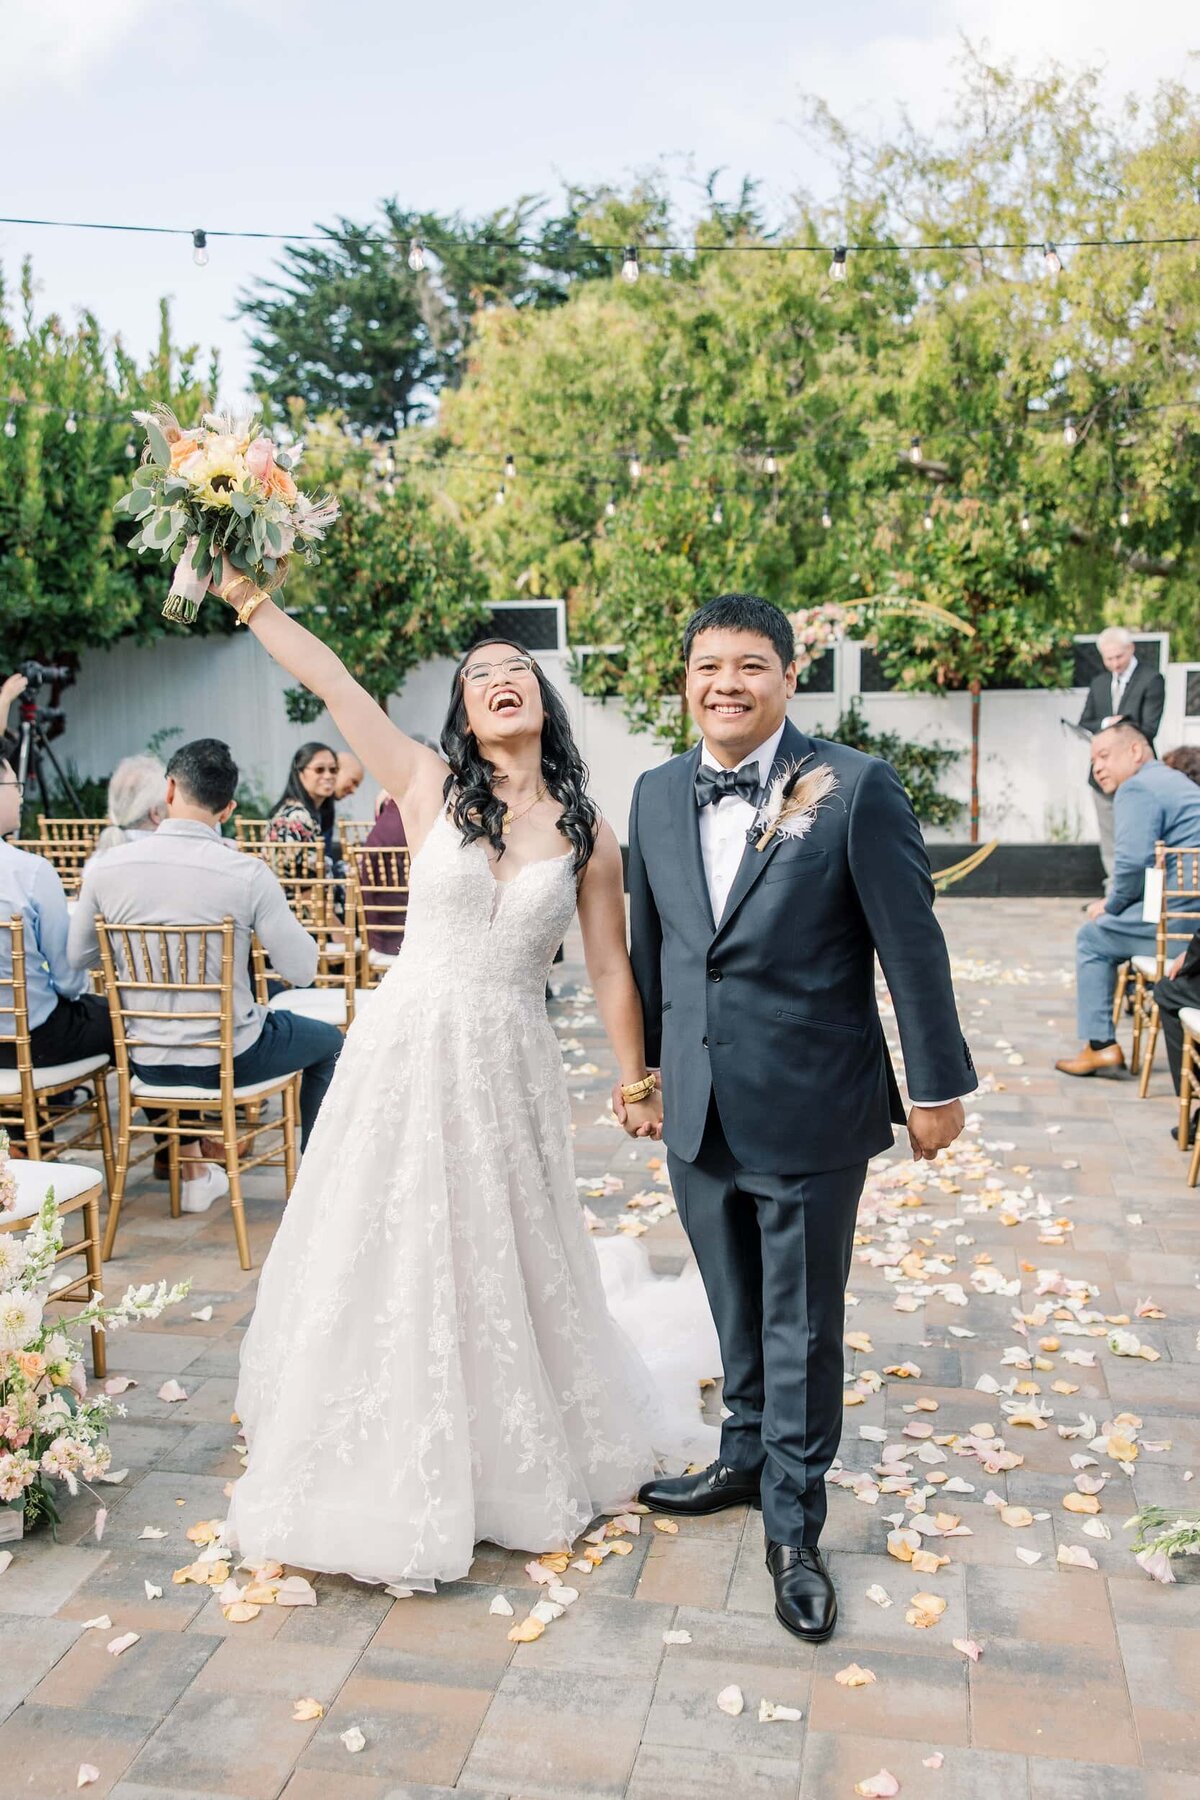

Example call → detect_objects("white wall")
47 633 1190 844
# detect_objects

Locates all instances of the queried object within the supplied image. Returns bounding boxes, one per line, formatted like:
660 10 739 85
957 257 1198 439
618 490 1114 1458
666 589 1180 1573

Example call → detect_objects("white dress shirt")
697 724 786 925
695 725 952 1110
1104 655 1138 727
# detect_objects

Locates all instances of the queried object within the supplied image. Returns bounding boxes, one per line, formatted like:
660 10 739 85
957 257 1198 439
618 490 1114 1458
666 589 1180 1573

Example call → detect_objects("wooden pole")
969 678 982 845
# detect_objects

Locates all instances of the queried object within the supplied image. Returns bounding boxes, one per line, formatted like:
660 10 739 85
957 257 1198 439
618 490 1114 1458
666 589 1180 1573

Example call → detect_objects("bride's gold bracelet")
620 1074 657 1104
236 591 269 627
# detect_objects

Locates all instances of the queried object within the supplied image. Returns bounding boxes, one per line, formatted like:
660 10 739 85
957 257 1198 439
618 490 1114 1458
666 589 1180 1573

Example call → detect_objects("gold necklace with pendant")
501 784 546 835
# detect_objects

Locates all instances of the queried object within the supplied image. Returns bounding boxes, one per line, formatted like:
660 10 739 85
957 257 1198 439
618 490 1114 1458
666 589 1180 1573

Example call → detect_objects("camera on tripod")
18 659 71 693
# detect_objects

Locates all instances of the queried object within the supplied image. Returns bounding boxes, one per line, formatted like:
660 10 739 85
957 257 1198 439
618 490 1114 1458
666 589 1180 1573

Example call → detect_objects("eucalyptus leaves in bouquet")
114 407 339 625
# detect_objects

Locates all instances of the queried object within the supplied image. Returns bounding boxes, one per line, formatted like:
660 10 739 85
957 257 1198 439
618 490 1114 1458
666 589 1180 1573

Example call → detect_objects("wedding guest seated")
69 738 343 1209
1151 932 1200 1140
360 794 408 957
266 742 340 873
0 743 114 1095
1164 745 1200 785
86 754 168 871
333 753 364 804
1056 721 1200 1078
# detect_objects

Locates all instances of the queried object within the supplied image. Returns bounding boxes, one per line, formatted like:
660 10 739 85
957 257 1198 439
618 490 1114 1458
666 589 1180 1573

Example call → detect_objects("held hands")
907 1098 965 1163
612 1071 663 1140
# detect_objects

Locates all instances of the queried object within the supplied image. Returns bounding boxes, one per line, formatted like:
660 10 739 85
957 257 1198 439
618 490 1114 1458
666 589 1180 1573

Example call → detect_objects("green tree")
0 260 214 669
281 469 487 718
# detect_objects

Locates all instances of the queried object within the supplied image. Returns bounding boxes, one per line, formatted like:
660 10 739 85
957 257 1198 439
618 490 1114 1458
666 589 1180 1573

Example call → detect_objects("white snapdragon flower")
0 1293 42 1355
0 1235 28 1287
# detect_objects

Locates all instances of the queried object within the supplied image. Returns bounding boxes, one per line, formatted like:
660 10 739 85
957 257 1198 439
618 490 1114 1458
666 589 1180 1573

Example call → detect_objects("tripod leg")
32 724 83 817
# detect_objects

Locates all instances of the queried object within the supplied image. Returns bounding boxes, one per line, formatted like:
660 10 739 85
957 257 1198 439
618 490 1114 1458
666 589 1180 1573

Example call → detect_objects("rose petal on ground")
384 1585 414 1599
653 1518 680 1534
106 1633 139 1657
912 1550 950 1574
887 1528 921 1562
855 1772 901 1798
292 1698 324 1722
223 1601 261 1622
923 1751 945 1769
275 1576 317 1607
157 1380 188 1403
845 1331 874 1353
836 1663 877 1687
93 1509 107 1544
143 1581 162 1601
1057 1544 1099 1569
525 1560 558 1584
866 1584 892 1608
1015 1547 1042 1565
609 1513 642 1534
546 1584 578 1607
242 1582 280 1605
340 1726 366 1753
759 1699 803 1722
1063 1492 1101 1514
716 1684 745 1715
953 1637 984 1662
1081 1518 1112 1540
999 1505 1034 1529
80 1616 112 1631
190 1305 214 1322
663 1629 693 1644
104 1377 136 1396
608 1539 634 1555
139 1527 167 1541
507 1616 546 1643
76 1766 100 1789
489 1595 515 1616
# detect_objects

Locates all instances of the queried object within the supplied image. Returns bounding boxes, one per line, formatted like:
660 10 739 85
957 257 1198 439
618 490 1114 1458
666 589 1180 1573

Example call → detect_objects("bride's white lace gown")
229 810 718 1589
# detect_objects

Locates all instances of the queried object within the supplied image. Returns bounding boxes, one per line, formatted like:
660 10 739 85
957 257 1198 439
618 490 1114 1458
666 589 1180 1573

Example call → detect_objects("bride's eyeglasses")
461 653 536 689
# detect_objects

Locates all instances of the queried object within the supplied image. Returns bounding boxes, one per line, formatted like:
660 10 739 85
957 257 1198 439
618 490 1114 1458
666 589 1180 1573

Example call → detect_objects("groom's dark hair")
683 594 796 672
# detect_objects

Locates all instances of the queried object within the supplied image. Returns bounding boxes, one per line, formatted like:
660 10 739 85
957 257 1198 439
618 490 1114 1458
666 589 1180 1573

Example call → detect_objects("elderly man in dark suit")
617 593 976 1646
1079 629 1166 878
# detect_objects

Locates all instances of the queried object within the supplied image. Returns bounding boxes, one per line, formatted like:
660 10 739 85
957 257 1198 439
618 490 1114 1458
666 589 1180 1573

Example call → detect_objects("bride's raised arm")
213 568 446 821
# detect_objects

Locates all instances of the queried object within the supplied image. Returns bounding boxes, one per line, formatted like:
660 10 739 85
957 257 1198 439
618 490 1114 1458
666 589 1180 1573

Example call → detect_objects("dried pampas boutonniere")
752 758 839 851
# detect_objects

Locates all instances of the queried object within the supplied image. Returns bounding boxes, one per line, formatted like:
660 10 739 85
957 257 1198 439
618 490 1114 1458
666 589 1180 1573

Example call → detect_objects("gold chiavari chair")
1120 843 1200 1093
234 818 271 850
30 818 106 899
96 919 300 1269
250 870 361 1031
38 817 107 852
337 818 372 861
0 1159 107 1378
347 844 410 989
0 917 115 1189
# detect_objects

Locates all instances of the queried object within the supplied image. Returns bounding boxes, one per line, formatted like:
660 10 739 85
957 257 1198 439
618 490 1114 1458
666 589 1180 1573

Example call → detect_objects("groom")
621 594 976 1643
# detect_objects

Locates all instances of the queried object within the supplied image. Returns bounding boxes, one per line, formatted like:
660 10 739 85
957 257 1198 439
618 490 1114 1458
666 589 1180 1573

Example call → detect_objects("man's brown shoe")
1055 1043 1127 1078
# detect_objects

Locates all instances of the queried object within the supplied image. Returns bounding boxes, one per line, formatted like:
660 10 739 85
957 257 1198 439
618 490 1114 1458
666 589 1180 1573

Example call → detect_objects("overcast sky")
1 0 1196 404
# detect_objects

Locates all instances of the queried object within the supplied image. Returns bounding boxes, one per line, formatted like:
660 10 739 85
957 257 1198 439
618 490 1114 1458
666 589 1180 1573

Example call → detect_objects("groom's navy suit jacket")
627 719 976 1174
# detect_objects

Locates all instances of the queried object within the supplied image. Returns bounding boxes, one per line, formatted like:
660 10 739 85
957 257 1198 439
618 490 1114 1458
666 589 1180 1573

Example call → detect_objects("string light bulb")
64 410 78 434
605 492 617 517
628 451 641 481
621 245 640 284
763 448 778 475
504 452 516 480
922 506 934 531
383 450 396 478
711 499 723 524
1043 241 1062 277
820 504 832 530
124 436 137 459
1020 506 1031 533
1063 416 1078 447
192 229 208 267
829 245 848 282
910 433 922 464
1119 501 1131 527
3 406 15 439
407 237 426 272
494 483 506 506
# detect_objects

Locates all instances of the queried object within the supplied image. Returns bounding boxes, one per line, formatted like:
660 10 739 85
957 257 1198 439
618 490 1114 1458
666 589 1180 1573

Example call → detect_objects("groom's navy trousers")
628 719 976 1550
670 1097 864 1546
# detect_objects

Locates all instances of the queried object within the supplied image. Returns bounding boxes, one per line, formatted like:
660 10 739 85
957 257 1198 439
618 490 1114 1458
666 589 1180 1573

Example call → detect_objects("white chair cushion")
367 948 397 969
2 1159 102 1221
130 1073 293 1104
268 989 347 1026
1179 1007 1200 1038
1132 955 1158 978
0 1054 109 1099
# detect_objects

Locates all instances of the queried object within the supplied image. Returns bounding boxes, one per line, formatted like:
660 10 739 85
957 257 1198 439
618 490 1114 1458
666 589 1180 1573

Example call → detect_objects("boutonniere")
749 758 839 851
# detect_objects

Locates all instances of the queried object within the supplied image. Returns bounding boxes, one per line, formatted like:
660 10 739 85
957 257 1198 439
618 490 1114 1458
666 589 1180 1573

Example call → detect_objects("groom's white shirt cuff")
911 1099 959 1108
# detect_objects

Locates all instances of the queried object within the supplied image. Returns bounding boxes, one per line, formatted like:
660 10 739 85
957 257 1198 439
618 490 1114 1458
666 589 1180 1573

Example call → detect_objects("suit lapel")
667 745 716 932
714 718 812 938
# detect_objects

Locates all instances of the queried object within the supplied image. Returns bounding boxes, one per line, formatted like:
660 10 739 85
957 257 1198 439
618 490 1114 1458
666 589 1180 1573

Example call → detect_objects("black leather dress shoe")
637 1460 762 1515
766 1541 837 1642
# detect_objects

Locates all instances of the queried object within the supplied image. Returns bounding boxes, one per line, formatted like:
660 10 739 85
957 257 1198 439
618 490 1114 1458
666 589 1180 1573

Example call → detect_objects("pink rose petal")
157 1380 188 1404
76 1767 100 1790
923 1751 945 1769
104 1376 136 1395
106 1632 139 1656
952 1637 983 1662
855 1772 901 1799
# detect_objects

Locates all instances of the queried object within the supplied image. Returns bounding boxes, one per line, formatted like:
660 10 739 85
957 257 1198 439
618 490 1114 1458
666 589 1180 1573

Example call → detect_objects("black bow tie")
695 762 761 809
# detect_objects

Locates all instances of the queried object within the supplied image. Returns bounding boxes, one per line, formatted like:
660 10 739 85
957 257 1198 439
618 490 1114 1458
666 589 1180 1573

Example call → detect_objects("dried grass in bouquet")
114 408 339 624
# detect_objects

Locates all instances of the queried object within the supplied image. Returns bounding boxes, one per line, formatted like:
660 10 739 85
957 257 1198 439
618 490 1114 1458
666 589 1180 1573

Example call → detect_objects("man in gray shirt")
1056 720 1200 1078
70 739 343 1148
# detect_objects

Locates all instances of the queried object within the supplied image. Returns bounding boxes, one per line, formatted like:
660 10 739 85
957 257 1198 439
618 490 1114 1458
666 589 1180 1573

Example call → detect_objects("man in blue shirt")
0 746 112 1082
1057 721 1200 1077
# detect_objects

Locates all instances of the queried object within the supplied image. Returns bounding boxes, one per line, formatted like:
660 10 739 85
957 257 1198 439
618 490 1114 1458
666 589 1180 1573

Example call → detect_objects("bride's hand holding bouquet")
114 408 339 625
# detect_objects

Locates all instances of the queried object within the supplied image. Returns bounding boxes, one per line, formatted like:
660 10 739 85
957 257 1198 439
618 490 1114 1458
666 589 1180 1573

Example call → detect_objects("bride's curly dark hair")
440 638 599 872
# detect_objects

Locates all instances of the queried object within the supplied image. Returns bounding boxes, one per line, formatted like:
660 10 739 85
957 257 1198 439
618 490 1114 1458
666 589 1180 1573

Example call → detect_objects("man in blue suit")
620 594 976 1645
1056 720 1200 1078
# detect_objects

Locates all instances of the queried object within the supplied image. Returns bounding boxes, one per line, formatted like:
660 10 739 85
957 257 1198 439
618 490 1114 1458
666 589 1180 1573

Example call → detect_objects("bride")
214 578 717 1589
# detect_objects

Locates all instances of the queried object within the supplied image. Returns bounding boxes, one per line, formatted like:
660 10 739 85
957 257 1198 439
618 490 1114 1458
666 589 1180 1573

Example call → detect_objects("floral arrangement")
790 604 850 676
0 1142 188 1532
114 407 340 625
1126 1505 1200 1582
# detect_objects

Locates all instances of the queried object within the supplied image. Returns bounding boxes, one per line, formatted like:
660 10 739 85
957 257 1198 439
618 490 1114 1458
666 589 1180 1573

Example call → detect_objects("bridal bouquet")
114 407 340 624
0 1145 189 1534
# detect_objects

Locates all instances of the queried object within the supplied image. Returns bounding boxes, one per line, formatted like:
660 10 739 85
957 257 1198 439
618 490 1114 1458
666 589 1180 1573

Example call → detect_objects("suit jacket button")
702 1036 709 1048
707 967 722 981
